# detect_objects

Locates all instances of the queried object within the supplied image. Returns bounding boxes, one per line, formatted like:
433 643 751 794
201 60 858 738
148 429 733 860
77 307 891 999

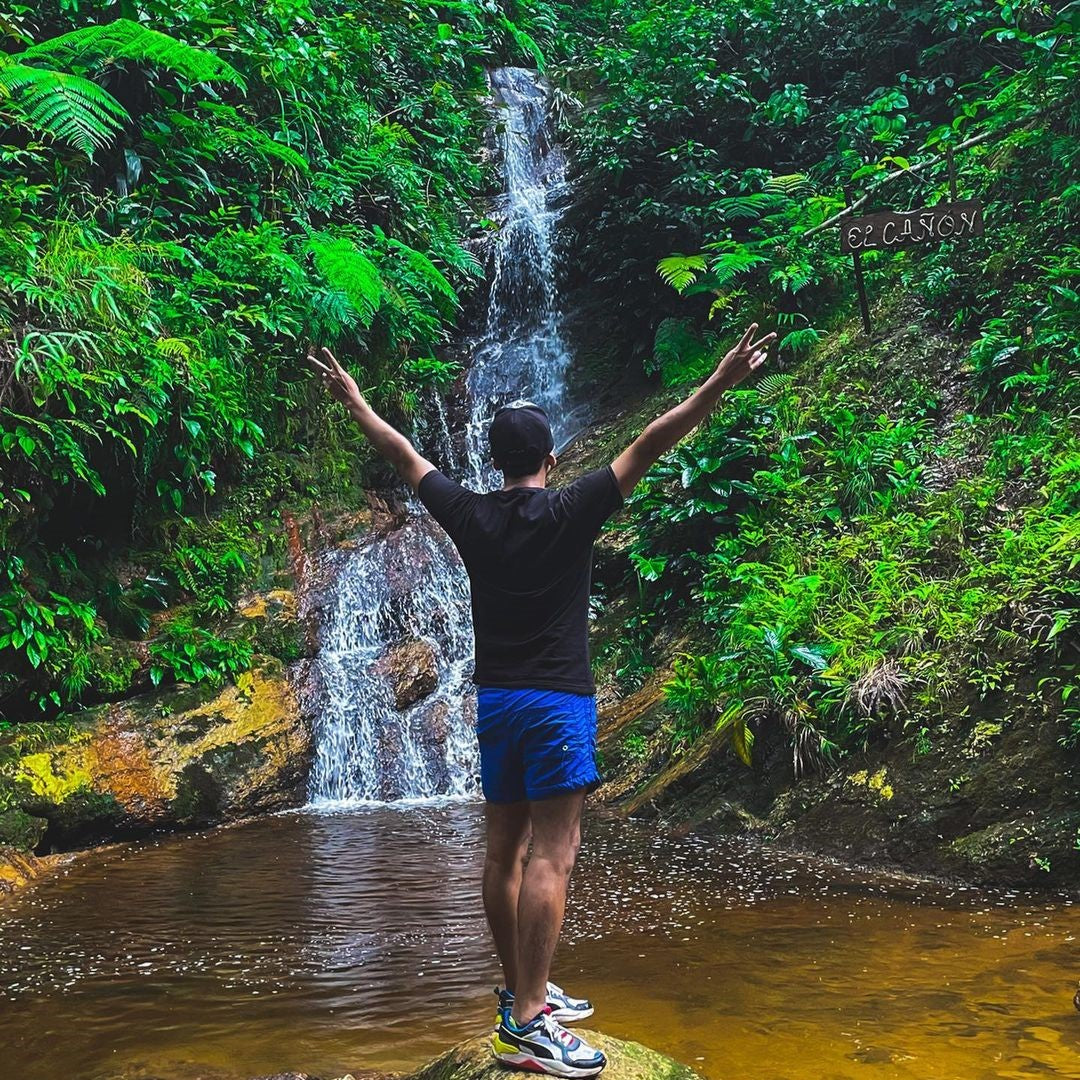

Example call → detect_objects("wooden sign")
841 200 983 253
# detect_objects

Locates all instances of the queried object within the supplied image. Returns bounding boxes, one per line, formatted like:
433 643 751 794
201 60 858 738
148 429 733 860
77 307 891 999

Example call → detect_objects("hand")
713 323 775 388
307 345 364 411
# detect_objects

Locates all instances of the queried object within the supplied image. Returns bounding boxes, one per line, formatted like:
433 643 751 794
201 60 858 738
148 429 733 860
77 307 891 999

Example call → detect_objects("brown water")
0 805 1077 1080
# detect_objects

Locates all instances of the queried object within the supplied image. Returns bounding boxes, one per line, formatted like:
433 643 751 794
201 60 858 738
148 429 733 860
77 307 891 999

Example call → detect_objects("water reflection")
0 805 1077 1080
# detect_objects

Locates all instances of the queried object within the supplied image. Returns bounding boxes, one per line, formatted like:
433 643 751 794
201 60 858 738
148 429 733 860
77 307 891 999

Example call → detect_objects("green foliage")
570 0 1080 777
0 0 555 722
1 18 242 156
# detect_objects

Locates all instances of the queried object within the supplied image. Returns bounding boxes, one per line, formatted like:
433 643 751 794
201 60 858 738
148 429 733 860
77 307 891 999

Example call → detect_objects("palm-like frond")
0 61 129 155
385 236 458 307
21 18 244 90
713 191 786 221
657 253 706 292
763 172 811 197
309 234 383 327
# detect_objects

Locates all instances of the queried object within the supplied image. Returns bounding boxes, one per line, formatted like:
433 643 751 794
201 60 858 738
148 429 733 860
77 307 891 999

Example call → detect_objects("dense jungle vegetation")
552 0 1079 790
1 1 1077 853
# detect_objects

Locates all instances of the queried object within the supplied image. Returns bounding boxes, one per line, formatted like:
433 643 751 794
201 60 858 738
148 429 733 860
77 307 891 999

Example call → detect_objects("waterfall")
307 68 575 805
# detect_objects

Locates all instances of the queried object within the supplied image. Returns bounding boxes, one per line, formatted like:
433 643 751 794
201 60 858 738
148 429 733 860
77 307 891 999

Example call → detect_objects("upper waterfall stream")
308 67 575 804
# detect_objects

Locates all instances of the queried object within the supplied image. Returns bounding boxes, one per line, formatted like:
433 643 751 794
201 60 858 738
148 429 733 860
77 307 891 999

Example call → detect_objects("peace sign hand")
713 323 775 388
307 345 364 411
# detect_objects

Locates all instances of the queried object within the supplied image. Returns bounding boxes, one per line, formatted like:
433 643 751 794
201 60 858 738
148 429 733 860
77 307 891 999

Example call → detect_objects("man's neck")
502 471 548 491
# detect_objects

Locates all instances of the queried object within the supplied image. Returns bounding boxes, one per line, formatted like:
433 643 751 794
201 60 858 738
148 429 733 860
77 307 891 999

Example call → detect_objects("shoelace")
539 1011 577 1048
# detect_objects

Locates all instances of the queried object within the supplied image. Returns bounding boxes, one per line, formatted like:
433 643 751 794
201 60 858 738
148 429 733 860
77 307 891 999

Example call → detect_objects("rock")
407 1032 702 1080
0 846 57 897
237 588 313 661
14 655 312 849
0 807 47 850
373 638 439 710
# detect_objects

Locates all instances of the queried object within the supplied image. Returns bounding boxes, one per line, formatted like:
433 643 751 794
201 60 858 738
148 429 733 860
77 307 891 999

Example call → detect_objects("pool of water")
1 804 1077 1080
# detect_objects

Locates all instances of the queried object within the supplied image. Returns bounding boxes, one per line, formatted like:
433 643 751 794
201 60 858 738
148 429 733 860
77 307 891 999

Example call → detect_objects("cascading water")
307 67 575 804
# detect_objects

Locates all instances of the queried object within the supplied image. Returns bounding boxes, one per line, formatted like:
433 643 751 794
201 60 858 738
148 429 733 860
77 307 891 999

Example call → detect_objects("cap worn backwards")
488 400 554 472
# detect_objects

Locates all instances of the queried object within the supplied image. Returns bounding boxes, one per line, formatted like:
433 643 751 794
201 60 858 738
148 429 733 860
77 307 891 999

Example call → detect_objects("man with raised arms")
310 322 773 1077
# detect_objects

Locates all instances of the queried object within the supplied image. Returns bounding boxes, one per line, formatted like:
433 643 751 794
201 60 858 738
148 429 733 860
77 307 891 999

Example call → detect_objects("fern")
384 235 459 307
755 372 794 403
21 19 244 90
0 61 129 156
196 103 309 173
702 246 769 287
763 173 811 197
309 234 383 327
713 192 786 221
657 253 706 292
1 19 243 157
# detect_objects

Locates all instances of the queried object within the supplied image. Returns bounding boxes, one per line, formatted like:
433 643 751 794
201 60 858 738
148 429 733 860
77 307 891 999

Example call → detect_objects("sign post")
844 186 872 336
838 174 984 335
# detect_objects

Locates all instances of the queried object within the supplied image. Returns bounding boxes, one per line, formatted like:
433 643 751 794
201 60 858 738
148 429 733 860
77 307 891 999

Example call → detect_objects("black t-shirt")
417 466 624 694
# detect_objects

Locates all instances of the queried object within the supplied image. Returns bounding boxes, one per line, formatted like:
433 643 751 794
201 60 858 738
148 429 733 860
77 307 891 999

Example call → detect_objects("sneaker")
492 1006 606 1077
544 982 594 1024
494 982 594 1025
494 986 514 1026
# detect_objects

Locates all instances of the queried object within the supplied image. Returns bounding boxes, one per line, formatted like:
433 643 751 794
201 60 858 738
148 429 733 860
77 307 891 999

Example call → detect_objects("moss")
236 589 308 662
0 808 47 851
87 640 143 697
847 767 894 801
16 750 94 803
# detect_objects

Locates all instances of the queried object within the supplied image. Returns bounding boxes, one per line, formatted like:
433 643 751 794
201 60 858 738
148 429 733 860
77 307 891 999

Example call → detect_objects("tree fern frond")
21 18 245 90
713 192 786 221
755 373 794 402
657 253 706 292
386 236 458 306
705 248 769 287
197 102 309 173
0 63 128 154
763 172 811 197
308 233 383 327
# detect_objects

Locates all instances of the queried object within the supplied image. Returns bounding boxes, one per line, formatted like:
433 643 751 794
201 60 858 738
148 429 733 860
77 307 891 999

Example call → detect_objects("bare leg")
483 800 532 992
510 789 585 1026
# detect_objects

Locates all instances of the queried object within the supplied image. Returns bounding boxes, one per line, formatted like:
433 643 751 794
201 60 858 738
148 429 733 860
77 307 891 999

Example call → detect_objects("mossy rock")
0 808 47 851
12 656 312 850
407 1032 702 1080
236 588 312 662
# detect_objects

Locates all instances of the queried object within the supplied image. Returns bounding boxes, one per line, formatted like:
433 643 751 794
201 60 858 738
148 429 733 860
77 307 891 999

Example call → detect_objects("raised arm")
610 322 775 499
308 346 435 492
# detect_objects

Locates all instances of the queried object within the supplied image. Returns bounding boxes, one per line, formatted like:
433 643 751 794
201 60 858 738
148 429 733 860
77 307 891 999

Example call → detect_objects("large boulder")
251 1030 703 1080
373 638 439 710
14 655 312 849
408 1032 701 1080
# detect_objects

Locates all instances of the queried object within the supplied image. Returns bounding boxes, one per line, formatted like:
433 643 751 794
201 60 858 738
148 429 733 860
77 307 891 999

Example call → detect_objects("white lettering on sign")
840 200 984 253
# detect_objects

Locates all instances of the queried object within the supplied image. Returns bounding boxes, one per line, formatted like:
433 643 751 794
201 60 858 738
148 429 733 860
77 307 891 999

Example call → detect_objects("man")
309 322 773 1077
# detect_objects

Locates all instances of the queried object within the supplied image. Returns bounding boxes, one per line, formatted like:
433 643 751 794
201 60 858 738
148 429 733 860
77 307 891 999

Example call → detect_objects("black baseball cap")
488 400 554 473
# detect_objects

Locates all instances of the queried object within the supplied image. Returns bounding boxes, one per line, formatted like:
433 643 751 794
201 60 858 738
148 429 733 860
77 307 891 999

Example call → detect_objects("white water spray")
308 68 573 804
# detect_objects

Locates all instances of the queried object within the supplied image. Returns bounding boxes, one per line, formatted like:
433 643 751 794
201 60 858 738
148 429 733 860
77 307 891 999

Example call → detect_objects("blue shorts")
475 687 601 803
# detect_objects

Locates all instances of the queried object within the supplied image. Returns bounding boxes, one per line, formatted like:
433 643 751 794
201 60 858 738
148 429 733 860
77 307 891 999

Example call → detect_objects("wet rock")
373 638 439 710
237 588 313 662
14 656 312 850
419 699 450 746
407 1031 702 1080
0 846 59 897
0 807 47 851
